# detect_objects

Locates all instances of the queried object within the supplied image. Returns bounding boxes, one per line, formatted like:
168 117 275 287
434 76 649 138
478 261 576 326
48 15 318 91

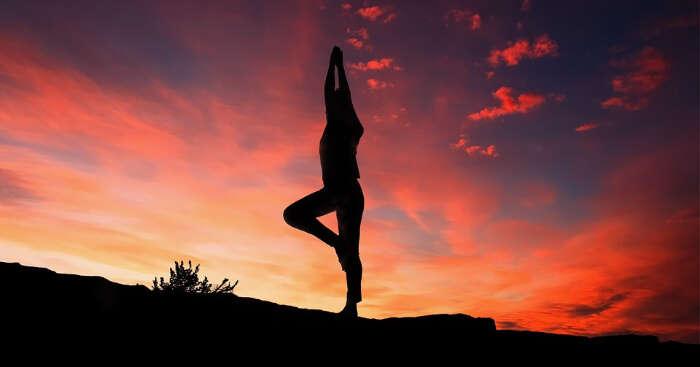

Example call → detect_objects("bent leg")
283 187 340 248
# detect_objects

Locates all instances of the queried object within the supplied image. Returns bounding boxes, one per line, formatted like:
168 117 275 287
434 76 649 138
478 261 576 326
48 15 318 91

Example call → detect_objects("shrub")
152 260 238 295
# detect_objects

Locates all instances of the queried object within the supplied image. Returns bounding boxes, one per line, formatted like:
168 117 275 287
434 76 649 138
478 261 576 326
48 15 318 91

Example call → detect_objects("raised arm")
336 50 350 94
325 47 339 106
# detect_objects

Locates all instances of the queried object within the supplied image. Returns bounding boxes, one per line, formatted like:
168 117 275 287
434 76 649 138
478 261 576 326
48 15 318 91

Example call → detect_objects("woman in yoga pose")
283 46 364 318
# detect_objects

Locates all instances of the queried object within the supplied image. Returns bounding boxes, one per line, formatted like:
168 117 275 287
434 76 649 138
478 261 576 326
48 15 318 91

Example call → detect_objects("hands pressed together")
331 45 343 66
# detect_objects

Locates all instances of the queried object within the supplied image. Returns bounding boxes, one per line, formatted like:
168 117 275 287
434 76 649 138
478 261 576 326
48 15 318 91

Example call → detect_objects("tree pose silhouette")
284 46 365 318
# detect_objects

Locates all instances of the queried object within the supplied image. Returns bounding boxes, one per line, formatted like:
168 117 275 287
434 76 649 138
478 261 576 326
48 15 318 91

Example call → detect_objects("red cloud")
575 123 598 132
346 38 364 49
465 144 499 158
468 87 546 120
644 15 699 40
383 13 397 23
444 9 481 30
601 97 648 111
602 47 669 111
366 78 389 89
341 3 352 10
611 47 668 94
471 14 481 30
450 136 467 149
486 71 495 79
345 28 370 50
666 207 699 224
521 0 532 12
450 135 499 158
487 34 558 67
346 27 370 40
351 58 401 71
356 6 385 21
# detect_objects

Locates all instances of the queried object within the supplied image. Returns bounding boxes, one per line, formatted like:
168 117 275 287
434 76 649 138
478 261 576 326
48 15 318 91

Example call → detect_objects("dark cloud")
641 14 698 40
552 293 628 317
621 288 699 326
620 288 699 343
497 320 523 329
0 130 99 172
0 168 39 205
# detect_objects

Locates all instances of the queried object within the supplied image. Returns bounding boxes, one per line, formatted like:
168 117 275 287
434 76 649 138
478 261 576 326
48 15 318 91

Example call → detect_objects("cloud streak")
468 87 546 120
351 58 402 71
488 35 558 67
602 46 669 111
0 168 39 205
575 123 598 132
356 6 396 23
366 78 392 89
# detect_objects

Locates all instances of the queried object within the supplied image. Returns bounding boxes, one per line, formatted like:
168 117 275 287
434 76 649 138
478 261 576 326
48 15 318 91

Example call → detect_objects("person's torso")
319 117 363 184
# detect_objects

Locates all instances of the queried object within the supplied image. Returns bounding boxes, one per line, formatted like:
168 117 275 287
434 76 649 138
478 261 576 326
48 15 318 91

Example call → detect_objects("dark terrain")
0 261 687 345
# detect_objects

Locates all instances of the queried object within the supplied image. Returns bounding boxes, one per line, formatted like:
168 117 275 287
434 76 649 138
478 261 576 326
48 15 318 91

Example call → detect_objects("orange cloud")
471 14 482 30
487 34 558 67
450 136 498 158
366 78 391 89
601 97 648 111
356 6 386 21
346 38 364 49
346 27 370 40
451 137 468 149
383 13 397 23
351 58 401 71
468 87 546 120
345 28 371 50
464 145 499 158
575 123 598 132
602 47 668 111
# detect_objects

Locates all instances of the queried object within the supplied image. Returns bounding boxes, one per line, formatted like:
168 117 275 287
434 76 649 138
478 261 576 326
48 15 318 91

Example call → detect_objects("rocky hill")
0 261 683 345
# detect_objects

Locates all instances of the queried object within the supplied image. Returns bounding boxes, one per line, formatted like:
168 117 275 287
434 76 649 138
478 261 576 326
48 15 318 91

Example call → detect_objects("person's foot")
337 302 358 319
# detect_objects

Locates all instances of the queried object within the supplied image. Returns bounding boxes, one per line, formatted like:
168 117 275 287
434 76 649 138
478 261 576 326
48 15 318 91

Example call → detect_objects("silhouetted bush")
152 260 238 295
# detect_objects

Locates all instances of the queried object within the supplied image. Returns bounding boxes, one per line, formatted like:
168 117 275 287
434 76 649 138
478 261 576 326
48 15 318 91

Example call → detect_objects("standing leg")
283 187 340 248
336 180 364 307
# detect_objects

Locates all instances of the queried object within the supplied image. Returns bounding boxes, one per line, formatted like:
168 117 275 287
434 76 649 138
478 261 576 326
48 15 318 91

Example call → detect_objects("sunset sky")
1 0 698 342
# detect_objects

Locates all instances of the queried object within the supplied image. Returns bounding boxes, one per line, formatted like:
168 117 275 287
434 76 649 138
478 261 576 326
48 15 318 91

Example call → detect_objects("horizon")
0 1 697 343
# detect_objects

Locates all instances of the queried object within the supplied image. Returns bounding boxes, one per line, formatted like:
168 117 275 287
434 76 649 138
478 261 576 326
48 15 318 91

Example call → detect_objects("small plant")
152 260 238 295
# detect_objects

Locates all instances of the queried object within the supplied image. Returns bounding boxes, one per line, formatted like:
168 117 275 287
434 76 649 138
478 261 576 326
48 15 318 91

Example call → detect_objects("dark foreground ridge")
0 261 684 344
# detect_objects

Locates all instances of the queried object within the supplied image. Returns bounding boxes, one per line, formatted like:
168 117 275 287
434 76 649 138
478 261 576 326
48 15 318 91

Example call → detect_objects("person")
283 46 365 318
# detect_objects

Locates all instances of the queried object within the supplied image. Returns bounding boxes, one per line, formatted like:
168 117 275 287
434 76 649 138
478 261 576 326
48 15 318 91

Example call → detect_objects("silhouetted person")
283 46 364 318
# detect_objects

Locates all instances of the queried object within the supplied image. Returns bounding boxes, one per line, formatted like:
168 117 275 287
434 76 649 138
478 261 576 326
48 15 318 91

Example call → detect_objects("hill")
0 261 682 345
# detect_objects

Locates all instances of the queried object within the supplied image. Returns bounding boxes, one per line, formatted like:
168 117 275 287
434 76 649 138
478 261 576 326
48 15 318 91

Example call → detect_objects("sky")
0 0 698 342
